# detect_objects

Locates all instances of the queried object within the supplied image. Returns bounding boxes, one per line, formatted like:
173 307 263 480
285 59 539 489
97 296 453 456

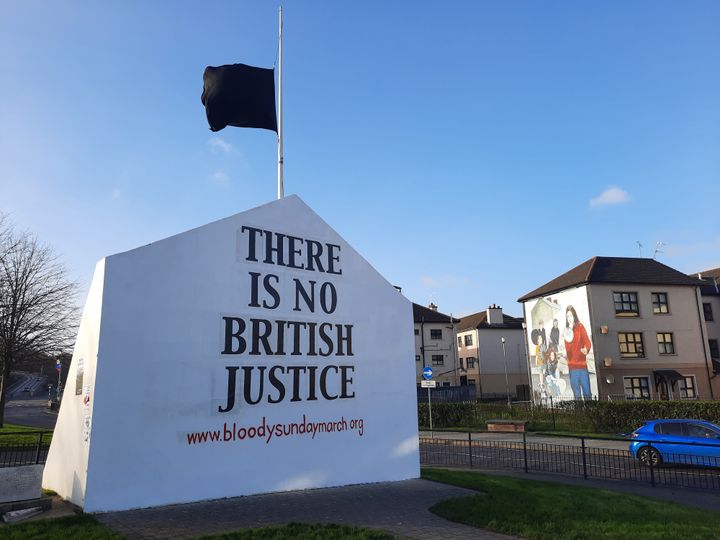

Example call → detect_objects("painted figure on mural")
550 319 560 350
543 346 562 398
531 329 546 368
563 305 592 400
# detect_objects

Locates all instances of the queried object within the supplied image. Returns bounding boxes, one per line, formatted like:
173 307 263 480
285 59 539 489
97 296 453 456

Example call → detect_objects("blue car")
629 419 720 467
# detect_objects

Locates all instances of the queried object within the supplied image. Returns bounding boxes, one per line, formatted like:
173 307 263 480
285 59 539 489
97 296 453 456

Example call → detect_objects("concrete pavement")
420 430 629 451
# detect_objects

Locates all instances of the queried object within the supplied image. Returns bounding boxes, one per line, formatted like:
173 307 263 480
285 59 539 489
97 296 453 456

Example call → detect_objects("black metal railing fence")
0 431 52 468
420 433 720 490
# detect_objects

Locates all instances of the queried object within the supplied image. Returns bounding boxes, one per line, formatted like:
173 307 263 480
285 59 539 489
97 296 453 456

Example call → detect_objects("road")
4 398 58 430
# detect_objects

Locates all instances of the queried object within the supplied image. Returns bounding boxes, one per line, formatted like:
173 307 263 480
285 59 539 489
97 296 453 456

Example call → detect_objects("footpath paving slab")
95 478 519 540
419 430 629 451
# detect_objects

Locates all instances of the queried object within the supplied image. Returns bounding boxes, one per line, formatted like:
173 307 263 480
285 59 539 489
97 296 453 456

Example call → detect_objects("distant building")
413 303 459 386
694 268 720 376
519 257 717 402
456 305 529 400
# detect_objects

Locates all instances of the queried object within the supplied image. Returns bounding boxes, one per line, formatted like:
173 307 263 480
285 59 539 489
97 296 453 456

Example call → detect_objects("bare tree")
0 214 78 427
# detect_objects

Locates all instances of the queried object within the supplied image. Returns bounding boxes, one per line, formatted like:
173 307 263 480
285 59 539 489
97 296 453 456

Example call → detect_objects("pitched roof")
412 303 459 324
518 257 704 302
695 267 720 280
456 311 523 332
692 268 720 297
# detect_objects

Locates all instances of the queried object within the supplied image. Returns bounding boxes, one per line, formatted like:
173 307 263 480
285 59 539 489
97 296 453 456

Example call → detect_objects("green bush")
418 400 720 434
559 400 720 433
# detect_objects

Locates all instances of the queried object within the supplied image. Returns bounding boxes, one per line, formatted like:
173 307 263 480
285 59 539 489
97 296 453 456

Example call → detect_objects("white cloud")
589 186 631 207
207 137 233 154
208 171 230 187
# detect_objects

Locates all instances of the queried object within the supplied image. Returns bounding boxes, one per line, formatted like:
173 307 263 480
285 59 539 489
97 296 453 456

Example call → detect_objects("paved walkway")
95 479 518 540
419 430 629 451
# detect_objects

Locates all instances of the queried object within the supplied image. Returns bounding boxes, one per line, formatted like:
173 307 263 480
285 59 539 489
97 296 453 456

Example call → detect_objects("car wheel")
637 446 662 467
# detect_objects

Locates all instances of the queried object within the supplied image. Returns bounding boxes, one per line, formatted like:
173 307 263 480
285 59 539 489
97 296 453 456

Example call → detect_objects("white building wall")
415 322 458 386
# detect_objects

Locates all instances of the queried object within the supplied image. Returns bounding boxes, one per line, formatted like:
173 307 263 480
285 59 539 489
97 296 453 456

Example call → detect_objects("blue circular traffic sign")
422 367 433 380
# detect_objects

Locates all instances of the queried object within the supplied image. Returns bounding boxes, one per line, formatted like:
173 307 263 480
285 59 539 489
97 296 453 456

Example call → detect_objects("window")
687 423 720 439
431 354 444 366
464 334 473 346
618 332 645 357
442 381 451 387
459 358 464 369
415 355 421 362
651 292 669 314
468 379 476 386
466 357 475 369
657 333 675 355
679 376 697 400
430 329 442 340
457 336 462 347
658 422 685 435
709 339 719 360
414 329 419 336
623 377 650 400
704 303 714 322
613 292 639 317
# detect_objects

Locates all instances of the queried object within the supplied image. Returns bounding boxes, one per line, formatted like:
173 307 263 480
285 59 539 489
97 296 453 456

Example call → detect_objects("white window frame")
679 375 698 400
623 375 652 400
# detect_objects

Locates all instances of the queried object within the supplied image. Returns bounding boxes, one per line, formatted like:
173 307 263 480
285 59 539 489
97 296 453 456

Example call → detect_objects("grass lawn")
0 514 120 540
422 468 720 540
0 423 53 445
0 517 394 540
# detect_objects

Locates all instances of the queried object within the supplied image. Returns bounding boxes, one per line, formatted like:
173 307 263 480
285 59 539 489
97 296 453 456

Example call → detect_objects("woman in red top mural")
563 305 592 400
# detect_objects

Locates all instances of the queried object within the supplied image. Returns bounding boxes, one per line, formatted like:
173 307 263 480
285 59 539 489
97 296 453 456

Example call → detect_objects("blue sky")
1 1 719 318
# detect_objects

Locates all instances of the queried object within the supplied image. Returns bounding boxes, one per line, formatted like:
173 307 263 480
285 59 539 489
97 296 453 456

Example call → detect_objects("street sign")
421 380 436 388
422 367 433 380
55 360 62 372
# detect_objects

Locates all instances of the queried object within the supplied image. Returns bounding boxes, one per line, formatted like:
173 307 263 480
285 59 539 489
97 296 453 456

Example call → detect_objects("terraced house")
456 305 529 400
694 267 720 377
519 257 719 402
412 303 459 386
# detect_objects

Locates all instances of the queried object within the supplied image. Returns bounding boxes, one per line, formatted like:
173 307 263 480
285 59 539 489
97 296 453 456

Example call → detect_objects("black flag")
201 64 278 133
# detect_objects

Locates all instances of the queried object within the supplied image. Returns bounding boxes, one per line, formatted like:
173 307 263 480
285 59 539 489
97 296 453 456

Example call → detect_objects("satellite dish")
606 374 615 384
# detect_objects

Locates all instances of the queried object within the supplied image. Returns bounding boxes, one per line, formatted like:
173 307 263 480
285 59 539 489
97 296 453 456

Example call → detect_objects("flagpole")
277 6 284 199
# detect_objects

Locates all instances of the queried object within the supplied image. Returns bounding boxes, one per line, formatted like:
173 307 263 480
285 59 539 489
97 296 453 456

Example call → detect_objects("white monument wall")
43 196 419 512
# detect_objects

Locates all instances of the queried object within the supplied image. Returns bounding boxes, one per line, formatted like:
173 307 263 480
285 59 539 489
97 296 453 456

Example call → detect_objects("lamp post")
501 337 511 406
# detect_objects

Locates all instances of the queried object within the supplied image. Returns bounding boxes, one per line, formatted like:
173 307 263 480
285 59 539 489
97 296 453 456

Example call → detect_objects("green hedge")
559 400 720 433
418 400 720 433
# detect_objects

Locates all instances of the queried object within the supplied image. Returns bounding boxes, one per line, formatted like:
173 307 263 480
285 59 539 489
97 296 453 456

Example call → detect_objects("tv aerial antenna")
636 241 643 257
653 241 665 260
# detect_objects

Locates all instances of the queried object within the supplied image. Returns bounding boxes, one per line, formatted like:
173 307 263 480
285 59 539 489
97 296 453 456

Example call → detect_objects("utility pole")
501 337 511 406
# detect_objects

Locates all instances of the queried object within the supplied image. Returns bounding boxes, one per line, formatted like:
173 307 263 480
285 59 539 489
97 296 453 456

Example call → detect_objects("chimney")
428 302 438 311
486 304 503 325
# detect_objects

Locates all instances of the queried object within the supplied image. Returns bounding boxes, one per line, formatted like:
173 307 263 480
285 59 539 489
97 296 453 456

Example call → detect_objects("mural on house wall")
524 286 598 402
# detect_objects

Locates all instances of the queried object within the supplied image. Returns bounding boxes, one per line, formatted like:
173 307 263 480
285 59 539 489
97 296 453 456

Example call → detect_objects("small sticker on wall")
75 358 85 395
